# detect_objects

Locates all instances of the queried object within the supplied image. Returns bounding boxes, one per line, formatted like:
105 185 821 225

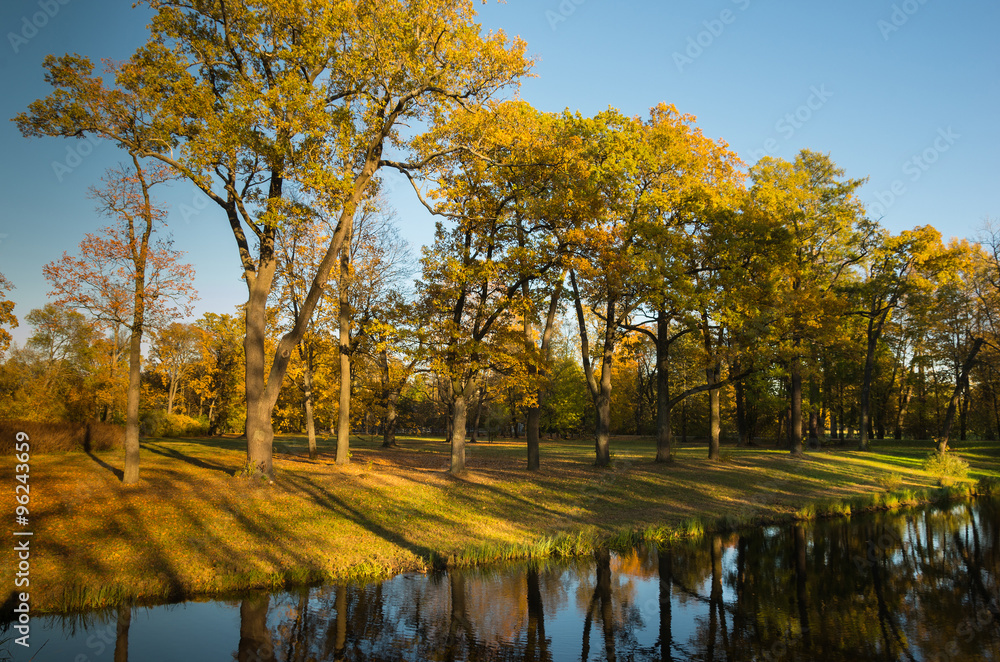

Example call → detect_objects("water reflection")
12 499 1000 661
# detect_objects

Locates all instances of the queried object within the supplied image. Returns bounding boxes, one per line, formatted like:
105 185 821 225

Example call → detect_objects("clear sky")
1 0 998 347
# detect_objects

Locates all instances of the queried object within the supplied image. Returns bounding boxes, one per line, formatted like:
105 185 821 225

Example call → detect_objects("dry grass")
5 433 998 613
0 420 122 453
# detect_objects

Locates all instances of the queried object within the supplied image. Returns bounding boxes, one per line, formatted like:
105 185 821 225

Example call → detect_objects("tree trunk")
244 262 278 478
895 372 911 440
959 381 970 441
382 389 399 448
526 406 541 470
790 351 804 455
818 379 827 441
707 362 721 461
238 595 274 662
658 547 674 662
114 605 131 662
335 222 353 466
526 566 547 661
450 387 468 473
808 375 819 443
939 337 984 452
702 316 722 461
794 525 811 649
166 373 178 415
123 311 143 484
595 380 611 467
859 318 880 451
570 270 614 467
470 382 484 444
655 312 673 462
735 360 750 448
681 398 688 444
302 347 317 459
707 535 723 661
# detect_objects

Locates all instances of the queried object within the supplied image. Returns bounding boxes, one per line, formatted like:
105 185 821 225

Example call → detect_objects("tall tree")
44 160 196 483
936 240 995 451
747 150 870 455
18 0 530 479
851 225 952 450
567 109 649 467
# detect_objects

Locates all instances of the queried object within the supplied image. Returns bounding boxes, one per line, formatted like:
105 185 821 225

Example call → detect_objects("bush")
876 471 903 492
922 451 970 485
0 420 123 454
140 411 210 438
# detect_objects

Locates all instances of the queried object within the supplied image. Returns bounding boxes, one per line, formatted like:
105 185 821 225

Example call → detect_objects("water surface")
8 499 1000 661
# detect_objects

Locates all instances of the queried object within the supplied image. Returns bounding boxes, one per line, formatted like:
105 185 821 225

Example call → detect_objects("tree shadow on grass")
279 472 443 563
143 442 234 475
87 450 124 481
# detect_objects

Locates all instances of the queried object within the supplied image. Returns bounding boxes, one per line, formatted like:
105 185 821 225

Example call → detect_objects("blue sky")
2 0 998 346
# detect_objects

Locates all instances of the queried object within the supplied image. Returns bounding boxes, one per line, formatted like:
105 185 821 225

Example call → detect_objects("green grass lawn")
8 433 999 612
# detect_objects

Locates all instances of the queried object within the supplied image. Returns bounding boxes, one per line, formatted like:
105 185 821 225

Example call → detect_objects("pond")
7 499 1000 661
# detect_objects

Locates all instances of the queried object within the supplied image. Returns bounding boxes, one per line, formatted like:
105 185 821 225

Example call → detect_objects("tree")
850 225 952 450
412 101 569 473
334 190 411 462
149 323 203 415
622 104 745 462
747 150 870 455
365 298 422 448
43 160 196 483
417 194 537 473
566 109 649 467
18 0 530 479
21 304 102 421
935 240 995 451
195 312 246 435
0 272 17 358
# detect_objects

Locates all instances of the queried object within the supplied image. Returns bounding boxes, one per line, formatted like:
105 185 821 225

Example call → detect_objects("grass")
6 433 1000 613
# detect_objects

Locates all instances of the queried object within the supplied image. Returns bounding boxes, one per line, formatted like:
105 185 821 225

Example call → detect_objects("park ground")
6 433 1000 613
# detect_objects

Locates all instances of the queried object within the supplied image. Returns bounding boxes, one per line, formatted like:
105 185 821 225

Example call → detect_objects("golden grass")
6 433 999 612
1 420 122 453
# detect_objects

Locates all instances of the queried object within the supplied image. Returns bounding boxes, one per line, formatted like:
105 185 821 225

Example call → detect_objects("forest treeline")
3 0 999 481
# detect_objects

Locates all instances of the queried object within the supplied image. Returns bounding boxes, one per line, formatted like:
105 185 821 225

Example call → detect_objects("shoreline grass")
5 433 1000 614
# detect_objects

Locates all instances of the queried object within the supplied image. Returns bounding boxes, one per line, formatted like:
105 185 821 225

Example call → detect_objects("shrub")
140 411 210 438
922 451 969 485
876 472 903 492
0 420 123 453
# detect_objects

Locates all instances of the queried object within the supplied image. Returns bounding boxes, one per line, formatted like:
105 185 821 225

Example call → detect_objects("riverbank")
8 434 1000 613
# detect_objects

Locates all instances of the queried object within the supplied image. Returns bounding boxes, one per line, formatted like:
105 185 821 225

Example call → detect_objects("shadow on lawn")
143 442 234 475
87 449 124 481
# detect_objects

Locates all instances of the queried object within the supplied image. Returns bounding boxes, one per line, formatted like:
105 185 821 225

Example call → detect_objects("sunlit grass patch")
19 434 1000 612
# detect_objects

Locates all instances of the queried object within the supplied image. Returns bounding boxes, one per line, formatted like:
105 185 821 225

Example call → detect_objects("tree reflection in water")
49 499 1000 662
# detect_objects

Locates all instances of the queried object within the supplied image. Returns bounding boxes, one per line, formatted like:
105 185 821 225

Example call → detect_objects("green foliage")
876 471 904 491
140 411 209 438
922 451 970 485
796 499 852 520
